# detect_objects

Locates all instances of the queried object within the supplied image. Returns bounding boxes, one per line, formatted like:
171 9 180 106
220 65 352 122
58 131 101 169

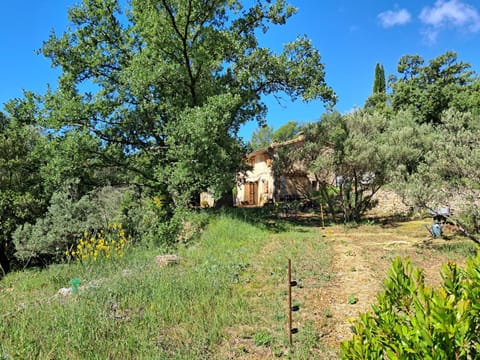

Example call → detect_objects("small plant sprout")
347 295 358 305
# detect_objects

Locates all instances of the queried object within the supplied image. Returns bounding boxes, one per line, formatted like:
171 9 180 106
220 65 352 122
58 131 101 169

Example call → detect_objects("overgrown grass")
5 211 472 358
0 213 331 359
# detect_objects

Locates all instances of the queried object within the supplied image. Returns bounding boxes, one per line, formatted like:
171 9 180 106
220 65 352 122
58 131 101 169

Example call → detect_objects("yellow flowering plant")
66 223 131 263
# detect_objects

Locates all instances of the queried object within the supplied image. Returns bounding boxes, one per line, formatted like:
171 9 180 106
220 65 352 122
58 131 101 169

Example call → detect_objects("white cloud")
419 0 480 42
377 9 412 28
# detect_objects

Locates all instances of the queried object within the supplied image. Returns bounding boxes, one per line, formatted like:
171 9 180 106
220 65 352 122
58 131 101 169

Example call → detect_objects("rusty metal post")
320 204 325 228
288 258 293 346
287 259 299 345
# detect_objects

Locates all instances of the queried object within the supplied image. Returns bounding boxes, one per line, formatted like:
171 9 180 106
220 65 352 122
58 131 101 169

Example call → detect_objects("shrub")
13 186 132 263
457 204 480 235
341 252 480 359
13 189 95 262
123 194 178 248
66 223 130 263
122 191 210 249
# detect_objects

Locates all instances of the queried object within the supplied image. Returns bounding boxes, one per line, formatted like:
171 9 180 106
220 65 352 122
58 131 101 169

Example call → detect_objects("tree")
335 110 392 222
365 63 387 110
373 62 386 94
0 110 48 275
277 110 389 222
389 51 478 124
273 120 299 142
39 0 336 205
249 125 274 151
278 112 344 220
394 109 480 237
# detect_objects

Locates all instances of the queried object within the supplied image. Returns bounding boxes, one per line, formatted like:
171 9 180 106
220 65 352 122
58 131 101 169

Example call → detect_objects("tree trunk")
446 219 480 246
0 243 10 278
320 186 337 223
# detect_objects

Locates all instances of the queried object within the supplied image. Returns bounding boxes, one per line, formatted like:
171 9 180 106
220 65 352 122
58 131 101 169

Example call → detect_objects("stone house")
236 134 314 206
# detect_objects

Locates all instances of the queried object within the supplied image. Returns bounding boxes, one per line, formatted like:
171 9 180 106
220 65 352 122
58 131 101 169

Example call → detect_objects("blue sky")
1 1 480 141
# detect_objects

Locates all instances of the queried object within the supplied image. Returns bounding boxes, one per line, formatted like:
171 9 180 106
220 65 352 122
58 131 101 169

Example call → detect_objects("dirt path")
318 236 382 347
305 220 474 358
218 218 474 359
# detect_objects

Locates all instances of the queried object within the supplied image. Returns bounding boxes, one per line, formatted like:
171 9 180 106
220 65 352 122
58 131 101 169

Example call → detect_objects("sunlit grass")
0 213 332 359
3 212 473 359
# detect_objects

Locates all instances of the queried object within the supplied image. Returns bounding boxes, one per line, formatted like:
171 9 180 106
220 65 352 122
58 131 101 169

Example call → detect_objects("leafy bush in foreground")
341 251 480 359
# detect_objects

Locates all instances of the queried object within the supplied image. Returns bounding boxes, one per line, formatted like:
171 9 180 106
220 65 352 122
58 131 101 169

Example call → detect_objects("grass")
1 211 477 359
0 213 331 359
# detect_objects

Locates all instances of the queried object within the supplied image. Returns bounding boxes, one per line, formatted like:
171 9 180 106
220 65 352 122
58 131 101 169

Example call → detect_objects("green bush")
121 193 210 249
341 251 480 359
13 186 131 263
13 183 209 264
457 205 480 235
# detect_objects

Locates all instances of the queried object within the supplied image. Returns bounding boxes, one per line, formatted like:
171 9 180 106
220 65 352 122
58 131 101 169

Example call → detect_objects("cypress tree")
373 63 386 94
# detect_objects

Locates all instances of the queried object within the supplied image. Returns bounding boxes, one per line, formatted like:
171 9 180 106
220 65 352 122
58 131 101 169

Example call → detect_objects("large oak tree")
39 0 336 204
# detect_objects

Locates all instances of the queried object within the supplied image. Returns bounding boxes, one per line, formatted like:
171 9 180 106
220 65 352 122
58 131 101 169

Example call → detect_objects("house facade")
236 134 314 206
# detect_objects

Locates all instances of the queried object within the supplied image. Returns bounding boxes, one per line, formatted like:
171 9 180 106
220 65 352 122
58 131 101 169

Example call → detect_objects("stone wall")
368 190 411 217
368 189 480 218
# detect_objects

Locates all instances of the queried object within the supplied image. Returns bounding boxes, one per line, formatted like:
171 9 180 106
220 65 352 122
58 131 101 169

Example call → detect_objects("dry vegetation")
1 213 476 359
219 215 475 359
294 218 476 358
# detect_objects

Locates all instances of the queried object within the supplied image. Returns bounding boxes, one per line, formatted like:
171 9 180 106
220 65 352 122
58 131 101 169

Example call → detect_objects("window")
265 156 272 166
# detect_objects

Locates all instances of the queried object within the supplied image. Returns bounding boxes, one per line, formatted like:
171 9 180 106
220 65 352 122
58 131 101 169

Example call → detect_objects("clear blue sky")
1 1 480 141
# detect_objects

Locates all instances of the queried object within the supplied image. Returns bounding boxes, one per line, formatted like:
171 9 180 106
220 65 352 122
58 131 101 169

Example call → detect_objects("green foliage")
161 94 247 204
40 129 123 196
122 194 210 249
13 185 130 263
248 119 303 154
457 205 480 235
273 120 299 142
297 110 399 222
365 63 387 110
389 51 478 124
38 0 336 206
0 101 126 273
122 194 176 249
0 112 49 273
393 110 480 223
341 253 480 359
249 125 274 150
337 110 390 221
373 63 386 94
12 180 208 265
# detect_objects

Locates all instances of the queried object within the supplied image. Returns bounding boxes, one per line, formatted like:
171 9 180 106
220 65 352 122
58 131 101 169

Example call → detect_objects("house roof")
246 132 305 158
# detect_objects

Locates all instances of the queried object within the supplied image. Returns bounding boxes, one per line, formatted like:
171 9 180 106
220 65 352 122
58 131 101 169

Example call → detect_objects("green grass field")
0 213 331 359
2 211 477 359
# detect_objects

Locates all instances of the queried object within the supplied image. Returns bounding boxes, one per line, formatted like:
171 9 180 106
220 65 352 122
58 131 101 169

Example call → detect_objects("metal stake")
320 204 325 228
288 258 293 346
